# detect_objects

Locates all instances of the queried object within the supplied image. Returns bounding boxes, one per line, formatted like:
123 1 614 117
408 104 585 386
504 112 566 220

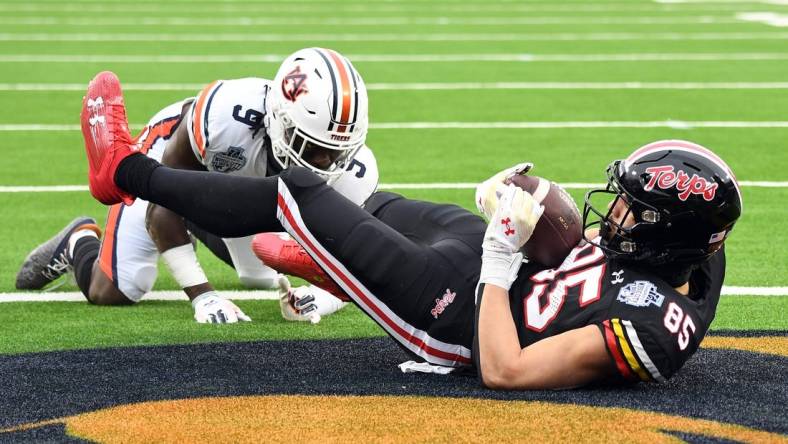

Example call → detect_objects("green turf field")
0 0 787 356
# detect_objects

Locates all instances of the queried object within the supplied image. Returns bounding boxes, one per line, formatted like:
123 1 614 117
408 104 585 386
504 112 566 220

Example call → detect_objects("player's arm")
146 103 210 300
477 284 613 390
474 179 612 389
146 102 250 323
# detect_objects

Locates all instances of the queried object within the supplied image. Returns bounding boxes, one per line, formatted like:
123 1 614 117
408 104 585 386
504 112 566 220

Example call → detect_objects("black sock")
115 154 281 237
115 153 160 201
185 220 234 268
72 236 100 298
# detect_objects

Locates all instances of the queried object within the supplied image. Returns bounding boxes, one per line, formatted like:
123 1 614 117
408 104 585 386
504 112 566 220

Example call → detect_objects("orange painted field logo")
3 396 784 443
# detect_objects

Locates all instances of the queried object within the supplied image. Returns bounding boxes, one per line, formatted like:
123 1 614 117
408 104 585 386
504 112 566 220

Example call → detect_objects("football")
504 173 583 268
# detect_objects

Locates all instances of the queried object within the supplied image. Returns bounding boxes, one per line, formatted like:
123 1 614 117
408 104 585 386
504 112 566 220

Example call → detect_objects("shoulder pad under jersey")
330 145 379 206
185 77 272 177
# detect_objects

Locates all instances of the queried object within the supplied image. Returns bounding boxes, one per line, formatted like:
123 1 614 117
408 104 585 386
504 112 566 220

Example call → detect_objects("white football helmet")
266 48 369 183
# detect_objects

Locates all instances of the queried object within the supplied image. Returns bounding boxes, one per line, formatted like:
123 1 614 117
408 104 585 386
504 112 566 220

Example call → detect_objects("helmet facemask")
268 106 363 184
583 161 669 264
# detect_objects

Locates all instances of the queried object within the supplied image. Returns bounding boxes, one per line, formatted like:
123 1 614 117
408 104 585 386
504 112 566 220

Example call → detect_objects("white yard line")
5 82 788 92
656 0 788 4
0 3 777 12
370 121 788 129
0 16 746 26
0 286 784 302
2 32 787 42
3 53 788 63
0 290 279 302
1 181 785 193
4 121 788 132
737 12 788 27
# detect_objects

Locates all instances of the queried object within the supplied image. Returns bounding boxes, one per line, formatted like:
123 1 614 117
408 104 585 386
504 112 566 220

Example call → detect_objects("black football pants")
121 158 485 366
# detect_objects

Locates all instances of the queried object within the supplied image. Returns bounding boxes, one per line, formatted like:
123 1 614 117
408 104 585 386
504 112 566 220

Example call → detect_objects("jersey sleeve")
598 319 674 383
183 78 270 177
185 80 225 163
331 145 379 206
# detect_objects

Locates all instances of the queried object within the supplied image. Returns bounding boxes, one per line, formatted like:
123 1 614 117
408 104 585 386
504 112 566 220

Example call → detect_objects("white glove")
192 291 252 324
479 184 544 290
475 162 533 220
279 276 347 324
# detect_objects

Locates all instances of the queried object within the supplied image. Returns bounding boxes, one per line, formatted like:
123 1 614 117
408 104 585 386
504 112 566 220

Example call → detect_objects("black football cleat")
15 217 101 290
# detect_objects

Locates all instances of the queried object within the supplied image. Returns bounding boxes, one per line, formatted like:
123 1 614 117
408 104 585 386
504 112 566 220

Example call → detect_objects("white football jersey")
184 77 378 205
185 77 270 177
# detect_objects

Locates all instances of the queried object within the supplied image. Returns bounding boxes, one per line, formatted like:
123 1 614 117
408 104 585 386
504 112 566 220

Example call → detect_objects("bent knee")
87 266 156 305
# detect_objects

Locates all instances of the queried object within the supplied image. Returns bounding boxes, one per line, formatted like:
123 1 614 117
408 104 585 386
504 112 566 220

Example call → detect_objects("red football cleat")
81 71 137 206
252 233 351 302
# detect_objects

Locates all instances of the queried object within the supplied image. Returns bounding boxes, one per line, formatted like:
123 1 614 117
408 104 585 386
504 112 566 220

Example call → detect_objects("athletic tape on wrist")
161 244 209 289
479 250 523 291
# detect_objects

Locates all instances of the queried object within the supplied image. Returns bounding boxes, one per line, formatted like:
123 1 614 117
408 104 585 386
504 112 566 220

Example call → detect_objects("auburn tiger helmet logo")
282 66 308 102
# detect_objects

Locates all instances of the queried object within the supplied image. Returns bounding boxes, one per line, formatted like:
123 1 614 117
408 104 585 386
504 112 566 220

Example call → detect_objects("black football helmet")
583 140 742 266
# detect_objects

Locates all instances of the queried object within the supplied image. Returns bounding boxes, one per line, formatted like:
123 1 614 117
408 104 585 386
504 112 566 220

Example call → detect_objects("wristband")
162 243 209 288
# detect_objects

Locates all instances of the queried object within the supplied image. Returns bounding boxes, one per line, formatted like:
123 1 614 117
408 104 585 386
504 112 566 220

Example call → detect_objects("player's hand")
475 162 533 220
192 292 252 324
480 184 544 290
484 183 544 253
278 276 347 324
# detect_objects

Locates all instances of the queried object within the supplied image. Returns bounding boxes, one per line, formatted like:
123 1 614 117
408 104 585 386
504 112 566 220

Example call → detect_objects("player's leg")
113 157 474 365
366 191 485 251
87 200 159 305
82 101 184 304
15 217 101 290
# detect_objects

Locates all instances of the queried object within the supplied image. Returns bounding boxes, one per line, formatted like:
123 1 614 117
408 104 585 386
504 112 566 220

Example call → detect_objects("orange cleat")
80 71 138 206
252 233 351 302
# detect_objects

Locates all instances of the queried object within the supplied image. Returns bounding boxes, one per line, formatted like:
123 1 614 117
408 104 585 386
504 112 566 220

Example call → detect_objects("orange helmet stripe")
327 49 353 133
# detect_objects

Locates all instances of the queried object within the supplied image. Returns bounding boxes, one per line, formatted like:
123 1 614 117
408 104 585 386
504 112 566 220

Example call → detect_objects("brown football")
504 173 582 268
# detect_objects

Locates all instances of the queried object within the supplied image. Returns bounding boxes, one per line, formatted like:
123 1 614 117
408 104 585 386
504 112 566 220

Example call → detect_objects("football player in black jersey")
475 139 740 388
82 76 741 389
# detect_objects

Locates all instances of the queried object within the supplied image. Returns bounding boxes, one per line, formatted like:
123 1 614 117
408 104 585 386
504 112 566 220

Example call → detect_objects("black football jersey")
508 241 725 383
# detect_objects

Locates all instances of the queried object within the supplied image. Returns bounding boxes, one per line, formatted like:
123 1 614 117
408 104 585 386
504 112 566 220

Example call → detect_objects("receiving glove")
479 184 544 291
192 291 252 324
278 276 347 324
475 162 533 220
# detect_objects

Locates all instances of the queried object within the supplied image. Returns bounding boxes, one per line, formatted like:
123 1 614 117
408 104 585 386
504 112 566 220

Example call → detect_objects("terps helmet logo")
282 66 308 102
644 165 719 202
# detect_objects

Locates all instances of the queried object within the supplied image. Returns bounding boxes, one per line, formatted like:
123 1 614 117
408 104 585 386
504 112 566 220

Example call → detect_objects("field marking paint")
4 53 788 63
656 0 788 3
5 121 788 132
0 290 279 302
5 82 788 92
0 16 747 26
737 12 788 27
0 3 778 12
369 121 788 129
5 121 788 133
0 287 785 302
1 181 785 193
2 32 788 42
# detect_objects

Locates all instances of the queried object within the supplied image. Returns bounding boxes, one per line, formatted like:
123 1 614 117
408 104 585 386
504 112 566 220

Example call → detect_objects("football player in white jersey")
16 48 378 324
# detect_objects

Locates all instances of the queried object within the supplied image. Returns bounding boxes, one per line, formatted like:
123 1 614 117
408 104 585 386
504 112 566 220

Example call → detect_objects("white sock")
67 229 99 259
